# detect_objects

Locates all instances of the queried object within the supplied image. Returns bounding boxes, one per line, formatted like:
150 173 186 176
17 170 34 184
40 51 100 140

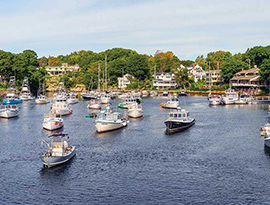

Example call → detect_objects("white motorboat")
51 100 73 116
235 93 253 104
100 92 111 104
160 97 179 109
142 91 149 97
94 107 128 133
261 124 270 148
222 89 238 105
19 77 34 101
40 133 76 168
42 113 64 130
0 105 19 118
128 104 143 118
3 76 23 104
67 93 79 104
208 94 222 105
164 108 195 134
87 99 101 109
117 96 142 109
35 82 49 104
150 91 158 97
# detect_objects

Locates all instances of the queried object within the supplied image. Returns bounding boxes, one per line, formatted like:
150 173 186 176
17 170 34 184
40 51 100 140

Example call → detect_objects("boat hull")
165 119 195 134
41 147 76 168
128 110 143 118
265 137 270 148
161 104 178 109
0 110 18 118
67 99 78 104
42 120 64 131
35 99 49 104
87 104 101 109
3 99 23 104
209 99 221 105
95 121 127 133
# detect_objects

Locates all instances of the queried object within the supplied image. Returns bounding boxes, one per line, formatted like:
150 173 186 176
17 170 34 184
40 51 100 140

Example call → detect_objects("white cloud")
0 0 269 59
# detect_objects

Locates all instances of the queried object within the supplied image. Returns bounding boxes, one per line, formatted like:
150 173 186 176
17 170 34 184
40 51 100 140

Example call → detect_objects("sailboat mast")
105 54 107 91
98 64 100 92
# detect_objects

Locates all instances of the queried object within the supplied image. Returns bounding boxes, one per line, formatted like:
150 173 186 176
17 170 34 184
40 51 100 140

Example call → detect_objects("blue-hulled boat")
3 76 23 104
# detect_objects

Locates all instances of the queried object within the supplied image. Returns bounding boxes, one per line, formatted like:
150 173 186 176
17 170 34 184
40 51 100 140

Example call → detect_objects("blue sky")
0 0 269 60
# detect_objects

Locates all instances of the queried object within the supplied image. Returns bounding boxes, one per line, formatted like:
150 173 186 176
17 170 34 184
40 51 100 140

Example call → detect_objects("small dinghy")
87 99 101 109
127 104 143 118
42 113 64 130
0 104 19 118
160 97 179 109
164 108 195 134
94 107 128 133
40 133 76 168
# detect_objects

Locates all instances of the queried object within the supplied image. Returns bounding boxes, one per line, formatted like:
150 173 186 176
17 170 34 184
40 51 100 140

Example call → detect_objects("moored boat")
87 99 101 109
94 107 128 133
100 92 111 104
208 94 222 105
160 97 179 109
222 89 238 105
164 108 195 134
3 76 23 104
261 124 270 148
42 113 64 130
127 104 143 118
19 77 34 101
0 105 19 118
117 96 142 109
40 133 76 168
35 82 49 104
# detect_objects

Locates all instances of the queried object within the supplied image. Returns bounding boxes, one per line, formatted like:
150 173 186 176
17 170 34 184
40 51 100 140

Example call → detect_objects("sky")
0 0 269 60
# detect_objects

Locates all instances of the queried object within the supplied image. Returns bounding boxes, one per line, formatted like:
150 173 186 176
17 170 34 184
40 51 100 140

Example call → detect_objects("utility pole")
217 61 219 70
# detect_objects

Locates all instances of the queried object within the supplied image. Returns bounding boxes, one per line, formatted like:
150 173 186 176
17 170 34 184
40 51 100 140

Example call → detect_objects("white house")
152 73 177 89
118 74 133 89
187 64 206 82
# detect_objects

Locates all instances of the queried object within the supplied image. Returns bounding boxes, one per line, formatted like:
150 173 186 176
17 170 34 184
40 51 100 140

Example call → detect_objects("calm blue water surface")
0 96 269 205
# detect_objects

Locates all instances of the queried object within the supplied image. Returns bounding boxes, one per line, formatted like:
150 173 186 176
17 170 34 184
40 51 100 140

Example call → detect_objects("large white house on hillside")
186 64 206 82
118 74 133 89
152 73 177 89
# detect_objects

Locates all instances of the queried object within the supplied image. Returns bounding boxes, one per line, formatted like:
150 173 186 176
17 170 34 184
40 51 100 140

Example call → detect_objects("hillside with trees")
0 45 269 92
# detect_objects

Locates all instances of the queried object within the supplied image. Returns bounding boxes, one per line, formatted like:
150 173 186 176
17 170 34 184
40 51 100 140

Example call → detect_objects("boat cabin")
168 109 189 119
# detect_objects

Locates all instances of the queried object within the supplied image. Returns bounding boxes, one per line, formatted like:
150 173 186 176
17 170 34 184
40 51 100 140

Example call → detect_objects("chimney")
192 63 195 70
254 65 257 68
241 68 244 71
213 68 215 70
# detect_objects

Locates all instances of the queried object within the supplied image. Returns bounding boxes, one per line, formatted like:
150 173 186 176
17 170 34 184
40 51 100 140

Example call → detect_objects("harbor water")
0 96 270 204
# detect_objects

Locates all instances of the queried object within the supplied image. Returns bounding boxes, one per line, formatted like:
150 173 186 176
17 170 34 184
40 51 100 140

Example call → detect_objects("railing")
253 97 270 101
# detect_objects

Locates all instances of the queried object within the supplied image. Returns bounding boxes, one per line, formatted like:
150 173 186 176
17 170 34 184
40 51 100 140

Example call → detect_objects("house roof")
234 68 260 76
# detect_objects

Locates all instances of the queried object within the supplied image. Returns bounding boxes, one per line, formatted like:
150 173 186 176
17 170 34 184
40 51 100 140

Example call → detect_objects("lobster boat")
40 133 76 168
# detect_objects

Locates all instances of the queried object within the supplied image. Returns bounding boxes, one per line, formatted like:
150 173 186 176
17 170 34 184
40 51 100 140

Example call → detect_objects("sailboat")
35 82 49 104
207 65 221 105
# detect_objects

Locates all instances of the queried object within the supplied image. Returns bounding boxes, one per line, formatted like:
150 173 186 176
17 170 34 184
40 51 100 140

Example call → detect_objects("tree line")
0 45 269 92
